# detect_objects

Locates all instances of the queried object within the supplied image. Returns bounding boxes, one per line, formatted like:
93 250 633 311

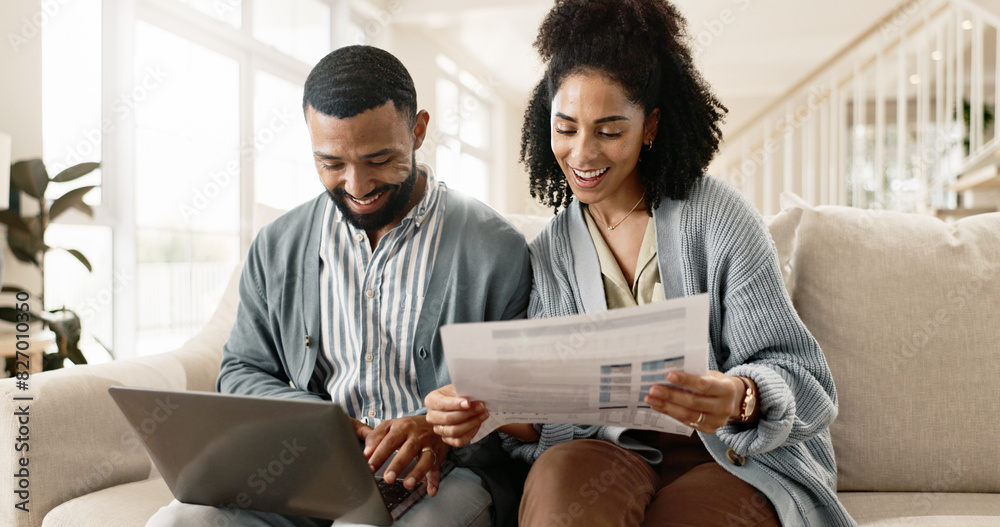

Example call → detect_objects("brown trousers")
519 432 781 527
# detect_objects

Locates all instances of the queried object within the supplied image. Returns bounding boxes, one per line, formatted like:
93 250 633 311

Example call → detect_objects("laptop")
108 386 451 525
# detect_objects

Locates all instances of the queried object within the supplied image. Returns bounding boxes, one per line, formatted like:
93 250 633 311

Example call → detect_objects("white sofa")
2 199 999 527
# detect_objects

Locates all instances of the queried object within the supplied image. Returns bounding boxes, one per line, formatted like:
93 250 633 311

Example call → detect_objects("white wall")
504 101 545 216
970 0 1000 17
0 0 44 298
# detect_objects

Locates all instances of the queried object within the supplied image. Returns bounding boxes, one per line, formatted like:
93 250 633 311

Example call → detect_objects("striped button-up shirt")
312 168 446 426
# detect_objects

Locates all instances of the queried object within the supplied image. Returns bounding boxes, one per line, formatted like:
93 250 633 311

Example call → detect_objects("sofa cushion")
42 477 172 527
838 491 1000 526
504 213 551 243
783 197 1000 492
762 205 803 295
170 261 242 392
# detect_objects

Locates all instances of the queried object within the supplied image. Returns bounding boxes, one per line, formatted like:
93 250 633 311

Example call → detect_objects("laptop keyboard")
377 460 455 516
377 478 416 511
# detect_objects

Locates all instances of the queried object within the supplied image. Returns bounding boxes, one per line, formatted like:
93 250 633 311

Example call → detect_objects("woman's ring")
690 412 706 428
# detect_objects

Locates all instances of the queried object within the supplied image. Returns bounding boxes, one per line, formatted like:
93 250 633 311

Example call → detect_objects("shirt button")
726 448 746 466
355 233 364 242
365 289 374 299
368 409 377 418
365 353 373 362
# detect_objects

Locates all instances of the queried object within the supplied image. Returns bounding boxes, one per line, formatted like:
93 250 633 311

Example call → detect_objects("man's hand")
355 415 450 496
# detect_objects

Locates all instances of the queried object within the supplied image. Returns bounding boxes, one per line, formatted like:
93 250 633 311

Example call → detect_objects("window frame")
96 0 349 358
432 53 495 204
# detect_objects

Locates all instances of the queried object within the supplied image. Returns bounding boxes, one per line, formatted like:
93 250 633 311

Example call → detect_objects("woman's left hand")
644 370 745 433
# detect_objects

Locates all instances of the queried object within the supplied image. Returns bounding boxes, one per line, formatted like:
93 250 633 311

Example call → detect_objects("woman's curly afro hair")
521 0 728 213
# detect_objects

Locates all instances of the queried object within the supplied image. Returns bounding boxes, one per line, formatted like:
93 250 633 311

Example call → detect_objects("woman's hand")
644 371 752 433
425 384 489 447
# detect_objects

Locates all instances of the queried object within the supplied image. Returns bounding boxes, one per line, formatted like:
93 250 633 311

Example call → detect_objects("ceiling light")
962 20 974 30
909 74 920 85
931 50 943 61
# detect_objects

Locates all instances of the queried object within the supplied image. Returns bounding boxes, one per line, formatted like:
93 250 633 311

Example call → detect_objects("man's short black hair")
303 45 417 124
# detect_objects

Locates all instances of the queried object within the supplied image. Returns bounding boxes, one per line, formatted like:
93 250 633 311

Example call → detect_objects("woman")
426 0 855 525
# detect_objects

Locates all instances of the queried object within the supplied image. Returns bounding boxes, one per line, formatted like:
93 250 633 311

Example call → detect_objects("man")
147 45 531 527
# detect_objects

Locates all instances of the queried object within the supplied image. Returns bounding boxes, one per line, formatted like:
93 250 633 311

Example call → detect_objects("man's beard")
328 157 419 232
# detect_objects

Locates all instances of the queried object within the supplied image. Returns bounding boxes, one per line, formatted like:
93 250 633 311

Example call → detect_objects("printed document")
440 294 710 443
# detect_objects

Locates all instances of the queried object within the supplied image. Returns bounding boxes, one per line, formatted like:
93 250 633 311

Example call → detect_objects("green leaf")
52 162 100 183
8 224 45 251
7 245 40 267
71 201 95 217
47 308 86 365
0 210 32 234
0 307 19 323
6 230 42 267
62 248 93 272
32 310 56 324
10 159 49 199
49 185 98 220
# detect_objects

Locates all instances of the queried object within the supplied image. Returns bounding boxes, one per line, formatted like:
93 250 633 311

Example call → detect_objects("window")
170 0 242 29
253 0 331 65
432 54 493 204
42 0 348 359
254 71 316 211
41 1 500 361
133 21 242 352
41 0 107 359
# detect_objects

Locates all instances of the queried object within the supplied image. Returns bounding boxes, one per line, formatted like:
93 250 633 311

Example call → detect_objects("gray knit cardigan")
503 176 856 526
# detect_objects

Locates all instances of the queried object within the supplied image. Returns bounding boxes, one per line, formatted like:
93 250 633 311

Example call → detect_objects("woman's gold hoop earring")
639 142 653 163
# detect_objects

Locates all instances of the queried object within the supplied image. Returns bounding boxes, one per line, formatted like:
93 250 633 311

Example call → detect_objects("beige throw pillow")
781 197 1000 492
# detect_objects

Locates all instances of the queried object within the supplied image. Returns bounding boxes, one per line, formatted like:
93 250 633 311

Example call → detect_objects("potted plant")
0 159 100 369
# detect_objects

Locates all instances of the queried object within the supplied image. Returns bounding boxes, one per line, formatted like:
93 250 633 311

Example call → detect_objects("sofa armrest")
167 261 242 392
0 263 242 527
0 354 188 527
